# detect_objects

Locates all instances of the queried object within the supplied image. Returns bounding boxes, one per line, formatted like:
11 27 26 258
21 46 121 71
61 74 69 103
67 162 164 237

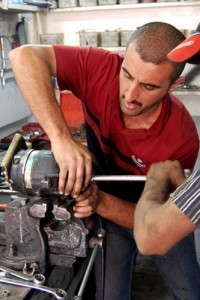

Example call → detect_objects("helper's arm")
134 160 197 255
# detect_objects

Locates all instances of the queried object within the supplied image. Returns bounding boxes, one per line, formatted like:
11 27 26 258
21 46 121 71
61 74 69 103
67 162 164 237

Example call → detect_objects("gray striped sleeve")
171 170 200 226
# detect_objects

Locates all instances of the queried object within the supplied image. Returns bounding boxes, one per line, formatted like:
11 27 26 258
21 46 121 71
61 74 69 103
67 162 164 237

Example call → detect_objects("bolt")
20 198 29 206
2 289 9 297
8 244 16 257
12 157 20 165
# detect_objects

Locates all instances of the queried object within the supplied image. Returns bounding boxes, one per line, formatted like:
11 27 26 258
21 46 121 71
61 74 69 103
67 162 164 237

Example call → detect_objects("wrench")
0 277 67 300
0 265 45 284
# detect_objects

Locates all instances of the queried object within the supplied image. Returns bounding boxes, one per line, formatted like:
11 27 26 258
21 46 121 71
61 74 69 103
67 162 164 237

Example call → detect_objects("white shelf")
50 1 200 13
174 90 200 96
0 2 48 13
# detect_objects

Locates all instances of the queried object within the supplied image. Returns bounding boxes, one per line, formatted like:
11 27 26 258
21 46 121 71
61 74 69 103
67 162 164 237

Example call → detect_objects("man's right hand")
51 137 93 197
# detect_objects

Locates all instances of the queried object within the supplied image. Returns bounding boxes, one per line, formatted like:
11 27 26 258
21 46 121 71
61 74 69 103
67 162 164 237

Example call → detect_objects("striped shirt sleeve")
171 170 200 226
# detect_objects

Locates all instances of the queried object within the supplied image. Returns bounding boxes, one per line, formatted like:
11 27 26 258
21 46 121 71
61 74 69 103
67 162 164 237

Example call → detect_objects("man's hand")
147 160 186 191
51 138 93 197
73 182 100 218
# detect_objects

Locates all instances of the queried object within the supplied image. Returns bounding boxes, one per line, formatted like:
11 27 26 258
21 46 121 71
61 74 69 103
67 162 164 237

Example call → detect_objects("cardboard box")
98 0 117 4
120 30 133 47
79 0 97 6
100 31 119 47
58 0 78 8
79 31 99 46
119 0 138 3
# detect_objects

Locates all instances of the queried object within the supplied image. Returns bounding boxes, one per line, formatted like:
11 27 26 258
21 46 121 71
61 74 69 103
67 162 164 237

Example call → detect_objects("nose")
126 82 139 102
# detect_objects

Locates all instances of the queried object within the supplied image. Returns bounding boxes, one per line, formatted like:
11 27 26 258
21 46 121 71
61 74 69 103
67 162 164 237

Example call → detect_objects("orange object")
60 92 84 128
0 203 7 210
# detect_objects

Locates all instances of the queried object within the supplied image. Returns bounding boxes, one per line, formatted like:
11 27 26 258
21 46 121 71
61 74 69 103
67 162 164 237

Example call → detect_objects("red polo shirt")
53 45 199 202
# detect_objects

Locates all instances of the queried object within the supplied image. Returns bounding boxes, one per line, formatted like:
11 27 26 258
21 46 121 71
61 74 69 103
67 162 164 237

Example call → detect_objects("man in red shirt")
9 22 200 300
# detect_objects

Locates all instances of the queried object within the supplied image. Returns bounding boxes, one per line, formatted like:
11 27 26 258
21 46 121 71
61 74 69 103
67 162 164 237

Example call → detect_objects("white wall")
0 12 31 137
45 4 200 45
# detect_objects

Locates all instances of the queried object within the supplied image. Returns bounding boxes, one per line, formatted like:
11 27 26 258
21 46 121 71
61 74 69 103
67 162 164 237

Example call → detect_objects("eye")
122 67 132 80
142 84 157 91
123 70 132 80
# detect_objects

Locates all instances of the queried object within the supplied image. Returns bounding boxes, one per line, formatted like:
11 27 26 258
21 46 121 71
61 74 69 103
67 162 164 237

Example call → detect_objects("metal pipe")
91 169 191 182
91 175 146 181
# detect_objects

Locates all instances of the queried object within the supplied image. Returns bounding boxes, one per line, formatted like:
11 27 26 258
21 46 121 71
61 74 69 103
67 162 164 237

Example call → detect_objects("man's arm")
73 182 136 229
8 45 92 197
134 160 197 255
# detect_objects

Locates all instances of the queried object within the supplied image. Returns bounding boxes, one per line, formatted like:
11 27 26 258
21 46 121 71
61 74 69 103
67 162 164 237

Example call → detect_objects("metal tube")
91 169 191 182
91 175 146 181
76 244 99 298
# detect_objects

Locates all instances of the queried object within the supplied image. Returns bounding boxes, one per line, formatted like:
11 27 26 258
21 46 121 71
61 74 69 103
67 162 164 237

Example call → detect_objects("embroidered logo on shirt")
132 155 146 168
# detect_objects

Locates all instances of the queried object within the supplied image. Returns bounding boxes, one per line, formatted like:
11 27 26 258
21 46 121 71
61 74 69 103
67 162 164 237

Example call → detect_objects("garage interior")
0 1 200 299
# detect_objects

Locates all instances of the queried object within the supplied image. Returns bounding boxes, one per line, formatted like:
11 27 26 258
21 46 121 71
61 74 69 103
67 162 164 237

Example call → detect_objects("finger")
75 199 90 207
64 165 76 195
58 168 69 195
73 205 93 218
74 211 93 218
75 186 93 202
71 161 85 197
82 156 92 191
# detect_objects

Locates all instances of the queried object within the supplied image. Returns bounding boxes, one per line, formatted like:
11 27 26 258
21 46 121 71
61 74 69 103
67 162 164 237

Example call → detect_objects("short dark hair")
127 22 186 84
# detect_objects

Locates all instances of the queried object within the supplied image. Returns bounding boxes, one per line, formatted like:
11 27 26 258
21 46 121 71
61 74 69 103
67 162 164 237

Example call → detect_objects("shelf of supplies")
174 89 200 96
0 3 48 13
50 2 200 13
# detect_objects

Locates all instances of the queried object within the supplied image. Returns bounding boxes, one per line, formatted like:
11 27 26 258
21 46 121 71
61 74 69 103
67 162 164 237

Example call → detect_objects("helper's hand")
147 160 186 191
73 182 100 218
51 137 93 197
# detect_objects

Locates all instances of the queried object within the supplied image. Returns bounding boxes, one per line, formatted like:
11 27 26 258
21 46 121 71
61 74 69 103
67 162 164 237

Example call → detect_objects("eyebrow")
122 66 161 89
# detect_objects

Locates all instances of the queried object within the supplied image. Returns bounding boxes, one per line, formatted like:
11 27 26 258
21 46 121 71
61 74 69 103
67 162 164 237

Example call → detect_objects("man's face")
119 43 174 119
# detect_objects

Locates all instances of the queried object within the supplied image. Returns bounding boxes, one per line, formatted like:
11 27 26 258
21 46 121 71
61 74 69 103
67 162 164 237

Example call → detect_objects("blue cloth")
94 220 200 300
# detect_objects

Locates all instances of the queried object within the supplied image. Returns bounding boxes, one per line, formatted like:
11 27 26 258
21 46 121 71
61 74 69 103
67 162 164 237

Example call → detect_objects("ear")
169 76 185 92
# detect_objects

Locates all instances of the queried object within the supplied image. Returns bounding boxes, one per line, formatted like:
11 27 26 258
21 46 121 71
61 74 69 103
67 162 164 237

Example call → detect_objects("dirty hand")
147 160 186 191
51 138 93 197
73 182 100 218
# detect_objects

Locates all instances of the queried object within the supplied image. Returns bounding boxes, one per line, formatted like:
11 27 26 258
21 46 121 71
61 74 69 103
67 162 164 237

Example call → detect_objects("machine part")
29 203 47 218
23 262 38 276
0 277 67 300
0 134 27 183
0 194 88 271
44 215 88 259
0 265 45 284
10 149 59 196
1 196 47 272
52 205 71 221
